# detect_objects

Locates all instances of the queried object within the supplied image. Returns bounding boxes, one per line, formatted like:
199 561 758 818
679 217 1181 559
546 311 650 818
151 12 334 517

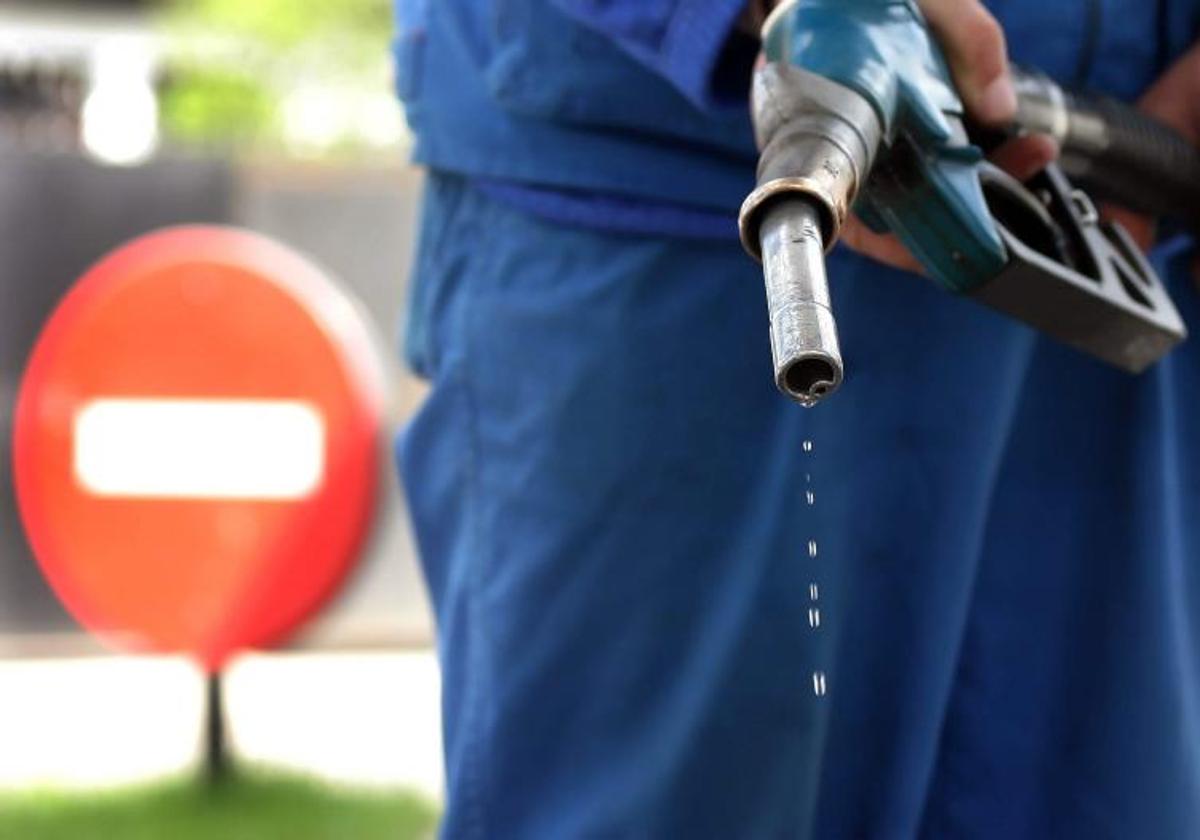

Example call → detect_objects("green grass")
0 769 439 840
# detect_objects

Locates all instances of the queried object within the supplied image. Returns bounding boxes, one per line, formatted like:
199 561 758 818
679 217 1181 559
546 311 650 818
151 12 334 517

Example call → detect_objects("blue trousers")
399 173 1200 838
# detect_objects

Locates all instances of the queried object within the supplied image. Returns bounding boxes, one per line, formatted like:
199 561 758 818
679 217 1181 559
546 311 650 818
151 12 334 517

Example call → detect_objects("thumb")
920 0 1016 126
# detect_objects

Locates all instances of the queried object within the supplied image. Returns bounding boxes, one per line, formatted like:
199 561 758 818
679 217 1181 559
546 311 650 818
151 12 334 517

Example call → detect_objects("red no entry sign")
12 226 387 670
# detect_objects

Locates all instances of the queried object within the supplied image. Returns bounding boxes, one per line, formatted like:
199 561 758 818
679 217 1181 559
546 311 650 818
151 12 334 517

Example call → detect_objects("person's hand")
840 0 1058 273
1103 42 1200 253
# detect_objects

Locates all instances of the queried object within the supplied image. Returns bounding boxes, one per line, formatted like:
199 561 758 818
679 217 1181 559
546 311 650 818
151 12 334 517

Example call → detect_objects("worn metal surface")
739 64 881 257
758 200 843 406
738 65 878 406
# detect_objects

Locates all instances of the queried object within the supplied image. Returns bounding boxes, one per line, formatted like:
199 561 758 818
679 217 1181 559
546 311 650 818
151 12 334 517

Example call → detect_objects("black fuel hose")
1012 67 1200 232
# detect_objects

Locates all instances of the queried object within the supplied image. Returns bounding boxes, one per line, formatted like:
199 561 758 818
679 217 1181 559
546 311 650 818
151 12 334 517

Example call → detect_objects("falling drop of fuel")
803 437 827 700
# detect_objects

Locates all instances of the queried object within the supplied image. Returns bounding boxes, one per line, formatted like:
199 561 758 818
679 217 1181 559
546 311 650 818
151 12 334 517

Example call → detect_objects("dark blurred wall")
0 151 233 633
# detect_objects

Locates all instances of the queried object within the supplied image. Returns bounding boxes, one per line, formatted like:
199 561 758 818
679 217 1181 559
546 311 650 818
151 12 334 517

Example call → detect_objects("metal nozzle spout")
758 199 843 407
739 63 876 406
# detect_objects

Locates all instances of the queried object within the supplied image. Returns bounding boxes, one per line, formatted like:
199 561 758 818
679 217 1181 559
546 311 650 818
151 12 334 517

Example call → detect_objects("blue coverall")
394 1 1200 836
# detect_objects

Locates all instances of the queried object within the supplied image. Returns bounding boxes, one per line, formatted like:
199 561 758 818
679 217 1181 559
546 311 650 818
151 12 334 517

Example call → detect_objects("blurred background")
0 0 441 836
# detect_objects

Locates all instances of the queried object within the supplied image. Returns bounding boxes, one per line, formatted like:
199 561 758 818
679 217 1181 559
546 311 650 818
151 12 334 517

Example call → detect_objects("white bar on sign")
73 398 325 500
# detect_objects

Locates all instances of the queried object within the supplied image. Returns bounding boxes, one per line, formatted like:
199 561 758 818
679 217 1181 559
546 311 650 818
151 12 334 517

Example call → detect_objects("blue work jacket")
394 2 1200 838
393 0 1200 224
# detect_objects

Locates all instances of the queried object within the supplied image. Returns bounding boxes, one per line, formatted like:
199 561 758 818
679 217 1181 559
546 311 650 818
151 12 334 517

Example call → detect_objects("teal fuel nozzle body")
740 0 1185 406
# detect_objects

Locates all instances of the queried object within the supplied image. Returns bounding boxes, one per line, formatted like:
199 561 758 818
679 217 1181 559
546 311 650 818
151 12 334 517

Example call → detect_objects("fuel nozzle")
743 0 1186 398
738 62 882 407
755 199 841 406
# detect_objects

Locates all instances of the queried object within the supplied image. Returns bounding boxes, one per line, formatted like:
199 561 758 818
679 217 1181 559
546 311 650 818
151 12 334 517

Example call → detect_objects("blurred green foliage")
163 0 390 55
159 70 273 148
0 768 438 840
157 0 398 155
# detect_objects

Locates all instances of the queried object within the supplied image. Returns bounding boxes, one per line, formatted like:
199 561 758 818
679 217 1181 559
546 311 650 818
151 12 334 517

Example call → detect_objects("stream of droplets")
803 438 827 697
